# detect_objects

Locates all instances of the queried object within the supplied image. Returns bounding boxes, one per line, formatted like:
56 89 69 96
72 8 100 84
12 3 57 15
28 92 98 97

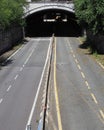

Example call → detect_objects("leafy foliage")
74 0 104 35
0 0 27 29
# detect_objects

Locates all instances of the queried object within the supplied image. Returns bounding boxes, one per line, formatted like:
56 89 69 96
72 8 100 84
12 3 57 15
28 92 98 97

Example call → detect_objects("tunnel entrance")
25 9 82 37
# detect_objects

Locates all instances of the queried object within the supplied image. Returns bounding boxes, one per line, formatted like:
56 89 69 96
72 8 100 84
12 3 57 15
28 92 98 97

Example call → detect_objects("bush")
0 0 27 29
74 0 104 53
74 0 104 35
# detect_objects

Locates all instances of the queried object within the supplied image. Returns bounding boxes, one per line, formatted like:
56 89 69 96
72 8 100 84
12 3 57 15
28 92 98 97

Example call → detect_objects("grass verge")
79 37 104 67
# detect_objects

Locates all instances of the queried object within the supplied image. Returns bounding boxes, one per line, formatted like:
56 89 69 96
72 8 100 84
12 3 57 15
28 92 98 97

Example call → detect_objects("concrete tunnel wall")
25 9 82 37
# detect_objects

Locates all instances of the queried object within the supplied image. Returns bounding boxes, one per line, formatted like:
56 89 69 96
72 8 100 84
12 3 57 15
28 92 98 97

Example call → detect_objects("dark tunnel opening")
25 9 82 37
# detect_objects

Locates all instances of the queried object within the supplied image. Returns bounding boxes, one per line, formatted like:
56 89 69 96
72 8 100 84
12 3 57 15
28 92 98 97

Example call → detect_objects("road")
0 37 104 130
0 37 52 130
47 37 104 130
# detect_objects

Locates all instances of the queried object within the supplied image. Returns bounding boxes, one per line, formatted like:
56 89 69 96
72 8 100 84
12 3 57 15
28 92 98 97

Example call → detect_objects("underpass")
24 2 82 37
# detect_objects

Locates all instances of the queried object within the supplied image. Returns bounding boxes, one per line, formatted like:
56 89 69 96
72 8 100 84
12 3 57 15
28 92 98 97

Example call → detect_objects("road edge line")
5 44 24 62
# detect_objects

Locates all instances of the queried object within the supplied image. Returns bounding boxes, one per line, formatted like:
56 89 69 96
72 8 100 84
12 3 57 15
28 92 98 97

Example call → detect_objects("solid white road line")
6 45 24 62
25 38 52 129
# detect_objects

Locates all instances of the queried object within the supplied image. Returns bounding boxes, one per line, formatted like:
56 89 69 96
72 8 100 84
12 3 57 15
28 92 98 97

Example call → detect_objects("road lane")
0 37 51 130
67 37 104 120
0 38 38 100
53 37 104 130
0 36 104 130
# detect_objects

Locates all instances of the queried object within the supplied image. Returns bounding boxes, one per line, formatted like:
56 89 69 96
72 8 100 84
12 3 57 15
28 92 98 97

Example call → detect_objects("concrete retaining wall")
0 25 23 55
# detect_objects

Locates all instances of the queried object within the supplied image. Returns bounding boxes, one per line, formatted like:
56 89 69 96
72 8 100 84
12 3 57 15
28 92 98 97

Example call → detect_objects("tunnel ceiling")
25 9 82 37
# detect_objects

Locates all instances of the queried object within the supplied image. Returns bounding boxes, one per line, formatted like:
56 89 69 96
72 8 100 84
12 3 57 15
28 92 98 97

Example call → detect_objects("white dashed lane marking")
91 93 98 104
7 85 12 92
99 110 104 119
71 50 73 53
85 81 91 90
14 74 19 80
97 61 104 69
0 43 37 107
0 98 3 104
75 59 79 64
24 48 35 65
77 64 81 70
73 54 76 58
81 72 85 79
20 67 23 71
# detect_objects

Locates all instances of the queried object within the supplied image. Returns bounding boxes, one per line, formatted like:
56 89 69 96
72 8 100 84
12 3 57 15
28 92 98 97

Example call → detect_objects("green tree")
0 0 27 29
74 0 104 35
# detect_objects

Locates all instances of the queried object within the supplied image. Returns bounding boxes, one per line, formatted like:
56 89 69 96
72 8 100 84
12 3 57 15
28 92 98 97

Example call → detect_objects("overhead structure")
24 2 82 37
24 2 74 17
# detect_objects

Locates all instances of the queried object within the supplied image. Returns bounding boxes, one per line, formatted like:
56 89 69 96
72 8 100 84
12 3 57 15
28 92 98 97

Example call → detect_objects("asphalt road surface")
48 37 104 130
0 37 104 130
0 37 52 130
